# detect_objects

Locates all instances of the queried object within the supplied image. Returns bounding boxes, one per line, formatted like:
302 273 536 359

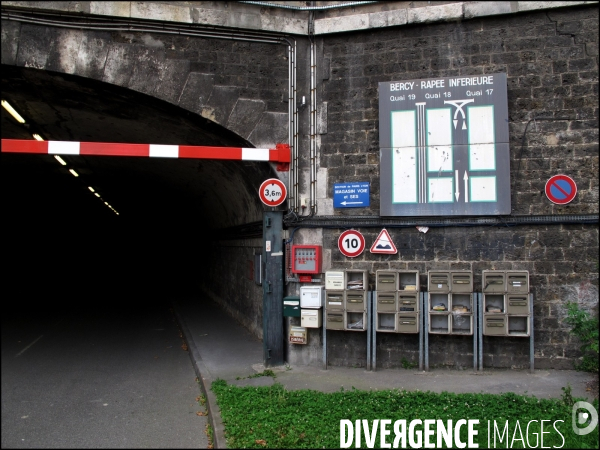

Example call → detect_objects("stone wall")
1 19 291 150
1 1 598 369
202 238 265 340
313 3 599 369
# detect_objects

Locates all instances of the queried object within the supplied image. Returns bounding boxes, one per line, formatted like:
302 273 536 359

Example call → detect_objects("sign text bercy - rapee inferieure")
390 75 495 91
389 76 496 103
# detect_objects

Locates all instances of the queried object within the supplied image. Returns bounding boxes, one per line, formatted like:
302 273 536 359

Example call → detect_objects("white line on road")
16 335 43 357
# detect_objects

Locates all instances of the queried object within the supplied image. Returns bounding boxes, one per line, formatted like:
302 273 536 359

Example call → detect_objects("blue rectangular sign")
334 182 370 208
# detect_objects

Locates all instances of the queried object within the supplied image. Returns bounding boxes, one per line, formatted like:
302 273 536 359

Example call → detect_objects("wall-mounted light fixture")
2 101 121 217
1 100 26 123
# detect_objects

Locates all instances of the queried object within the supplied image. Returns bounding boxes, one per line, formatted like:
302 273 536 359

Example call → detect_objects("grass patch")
212 380 599 449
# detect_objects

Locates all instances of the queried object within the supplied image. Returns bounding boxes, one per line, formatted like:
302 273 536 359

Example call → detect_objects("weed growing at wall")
236 369 277 380
565 302 599 373
401 357 417 370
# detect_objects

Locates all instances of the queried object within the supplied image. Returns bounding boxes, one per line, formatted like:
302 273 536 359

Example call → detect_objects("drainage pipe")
309 36 318 216
288 41 299 213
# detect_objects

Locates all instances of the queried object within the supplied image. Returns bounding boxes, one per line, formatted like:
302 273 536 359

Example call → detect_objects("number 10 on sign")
338 230 365 258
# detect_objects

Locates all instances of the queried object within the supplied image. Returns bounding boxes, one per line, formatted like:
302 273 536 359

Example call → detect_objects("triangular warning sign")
370 229 397 254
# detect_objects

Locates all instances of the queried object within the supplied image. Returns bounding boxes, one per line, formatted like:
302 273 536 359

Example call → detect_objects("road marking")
16 335 43 357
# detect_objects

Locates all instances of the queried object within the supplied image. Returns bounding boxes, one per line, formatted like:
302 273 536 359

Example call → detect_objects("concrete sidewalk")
172 297 596 449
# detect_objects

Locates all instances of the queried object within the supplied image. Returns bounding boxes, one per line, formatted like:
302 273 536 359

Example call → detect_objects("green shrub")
565 302 599 373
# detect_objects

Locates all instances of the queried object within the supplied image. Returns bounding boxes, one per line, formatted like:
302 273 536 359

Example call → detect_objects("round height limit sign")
259 178 287 207
338 230 365 258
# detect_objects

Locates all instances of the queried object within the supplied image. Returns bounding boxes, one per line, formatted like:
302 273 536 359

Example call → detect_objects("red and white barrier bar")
1 139 291 170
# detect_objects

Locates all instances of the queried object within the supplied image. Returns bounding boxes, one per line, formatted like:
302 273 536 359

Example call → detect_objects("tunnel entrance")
1 65 278 227
2 65 281 348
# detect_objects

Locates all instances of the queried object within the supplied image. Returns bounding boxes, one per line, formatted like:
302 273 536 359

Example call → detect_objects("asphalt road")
1 300 208 449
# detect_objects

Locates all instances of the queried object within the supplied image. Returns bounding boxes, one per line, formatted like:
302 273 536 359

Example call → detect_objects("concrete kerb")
173 306 227 449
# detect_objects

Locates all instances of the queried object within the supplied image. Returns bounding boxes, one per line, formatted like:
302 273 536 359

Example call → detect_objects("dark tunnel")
2 65 275 309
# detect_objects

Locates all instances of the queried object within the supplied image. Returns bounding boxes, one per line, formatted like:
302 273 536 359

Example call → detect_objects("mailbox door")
483 272 506 293
325 271 345 290
301 310 322 328
507 295 529 315
507 272 529 294
398 293 419 312
283 301 301 317
376 270 398 291
300 286 324 308
451 272 473 293
484 316 506 335
376 292 397 312
326 312 344 330
289 326 307 344
345 291 366 311
326 291 344 309
398 313 419 333
428 271 450 292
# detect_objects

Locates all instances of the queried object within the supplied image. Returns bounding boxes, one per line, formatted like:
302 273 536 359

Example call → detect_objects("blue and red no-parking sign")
545 175 577 205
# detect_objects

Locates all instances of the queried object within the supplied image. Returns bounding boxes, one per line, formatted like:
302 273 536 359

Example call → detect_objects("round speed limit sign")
338 230 365 258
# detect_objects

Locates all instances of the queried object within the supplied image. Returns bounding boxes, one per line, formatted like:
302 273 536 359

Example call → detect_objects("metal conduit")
288 43 297 213
303 8 318 217
286 214 599 228
294 42 299 212
1 10 290 41
291 40 300 214
1 9 298 204
1 19 285 44
218 214 598 239
238 1 380 11
309 37 317 216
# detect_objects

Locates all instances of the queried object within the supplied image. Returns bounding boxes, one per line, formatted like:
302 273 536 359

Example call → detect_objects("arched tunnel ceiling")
1 65 277 231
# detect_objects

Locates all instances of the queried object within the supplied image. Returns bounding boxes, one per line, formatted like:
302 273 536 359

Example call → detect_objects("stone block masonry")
2 1 597 370
318 4 598 369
